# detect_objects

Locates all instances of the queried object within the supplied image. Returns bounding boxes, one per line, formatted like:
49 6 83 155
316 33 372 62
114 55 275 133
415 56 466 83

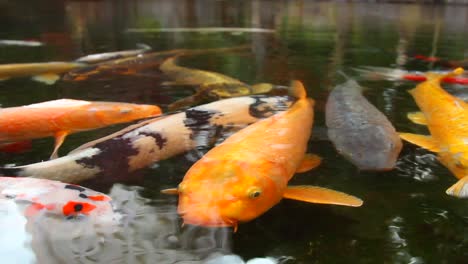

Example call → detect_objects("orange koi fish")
0 99 161 158
163 81 363 231
399 68 468 198
0 177 113 219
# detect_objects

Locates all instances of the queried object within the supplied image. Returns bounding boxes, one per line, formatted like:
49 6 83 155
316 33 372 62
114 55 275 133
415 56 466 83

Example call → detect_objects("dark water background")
1 1 468 263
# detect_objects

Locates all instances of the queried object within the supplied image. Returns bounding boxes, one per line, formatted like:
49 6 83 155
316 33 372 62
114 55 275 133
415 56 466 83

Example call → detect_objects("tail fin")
0 166 23 177
289 80 307 99
426 67 464 82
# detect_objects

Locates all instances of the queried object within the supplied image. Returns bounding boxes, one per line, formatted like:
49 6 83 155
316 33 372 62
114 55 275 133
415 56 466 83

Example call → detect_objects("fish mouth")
179 209 238 230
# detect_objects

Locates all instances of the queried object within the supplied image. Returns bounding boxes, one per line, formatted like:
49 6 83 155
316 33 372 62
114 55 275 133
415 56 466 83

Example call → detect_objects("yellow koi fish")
0 62 86 84
399 68 468 197
163 81 363 231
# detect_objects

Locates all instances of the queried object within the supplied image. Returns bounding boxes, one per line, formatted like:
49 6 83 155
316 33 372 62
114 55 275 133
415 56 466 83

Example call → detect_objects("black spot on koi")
139 131 168 150
75 137 139 177
249 96 290 118
65 184 86 192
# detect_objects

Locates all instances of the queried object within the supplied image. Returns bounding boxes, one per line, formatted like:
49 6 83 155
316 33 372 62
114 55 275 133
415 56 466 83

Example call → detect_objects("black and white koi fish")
1 95 294 183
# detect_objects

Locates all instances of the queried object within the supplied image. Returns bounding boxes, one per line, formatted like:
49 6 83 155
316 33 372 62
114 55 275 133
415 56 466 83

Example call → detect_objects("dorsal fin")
289 80 307 99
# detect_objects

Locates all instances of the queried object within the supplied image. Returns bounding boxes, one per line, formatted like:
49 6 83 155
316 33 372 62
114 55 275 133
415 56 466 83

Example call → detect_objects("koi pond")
1 1 468 263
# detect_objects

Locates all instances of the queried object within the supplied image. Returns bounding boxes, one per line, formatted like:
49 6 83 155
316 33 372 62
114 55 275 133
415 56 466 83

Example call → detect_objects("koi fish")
0 62 86 84
353 66 468 85
162 81 363 231
0 177 113 219
63 46 249 82
399 68 468 198
160 54 280 110
412 54 468 69
0 39 43 47
0 94 294 183
326 79 402 170
74 43 152 64
0 99 161 159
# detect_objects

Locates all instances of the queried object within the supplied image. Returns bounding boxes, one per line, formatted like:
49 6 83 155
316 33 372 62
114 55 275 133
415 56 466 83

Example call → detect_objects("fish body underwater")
354 66 468 85
399 68 468 198
326 79 402 170
0 99 161 158
0 177 113 219
166 81 363 231
74 44 151 64
160 54 277 110
0 95 294 183
0 62 86 84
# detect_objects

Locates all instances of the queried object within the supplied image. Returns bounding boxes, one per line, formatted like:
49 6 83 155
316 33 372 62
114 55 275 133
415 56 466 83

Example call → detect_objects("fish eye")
248 188 262 199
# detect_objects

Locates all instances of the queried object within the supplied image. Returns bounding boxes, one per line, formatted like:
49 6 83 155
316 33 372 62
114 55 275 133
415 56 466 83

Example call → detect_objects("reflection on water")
1 0 468 263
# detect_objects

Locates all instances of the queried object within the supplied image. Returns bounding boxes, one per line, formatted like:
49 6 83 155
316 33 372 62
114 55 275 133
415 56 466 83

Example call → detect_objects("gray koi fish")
325 79 402 170
1 95 293 183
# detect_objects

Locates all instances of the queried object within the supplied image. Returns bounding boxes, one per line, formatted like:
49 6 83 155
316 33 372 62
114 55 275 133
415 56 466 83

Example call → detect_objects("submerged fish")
0 99 161 159
75 44 152 64
63 46 248 82
399 68 468 198
0 94 294 183
326 79 402 170
0 62 86 84
0 177 113 219
354 66 468 85
0 39 43 47
160 54 279 110
163 81 363 231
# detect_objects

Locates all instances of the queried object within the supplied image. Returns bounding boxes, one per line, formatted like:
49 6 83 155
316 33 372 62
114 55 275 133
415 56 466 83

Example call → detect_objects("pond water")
1 1 468 263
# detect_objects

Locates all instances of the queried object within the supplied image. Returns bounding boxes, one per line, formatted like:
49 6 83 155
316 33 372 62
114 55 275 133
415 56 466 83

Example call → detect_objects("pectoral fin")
283 185 363 207
50 130 69 159
399 133 440 152
161 188 179 195
446 177 468 198
296 154 322 173
32 73 60 85
407 112 427 125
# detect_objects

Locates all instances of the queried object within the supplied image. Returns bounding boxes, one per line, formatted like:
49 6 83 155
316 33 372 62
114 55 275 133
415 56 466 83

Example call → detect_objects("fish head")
177 160 283 229
89 102 162 125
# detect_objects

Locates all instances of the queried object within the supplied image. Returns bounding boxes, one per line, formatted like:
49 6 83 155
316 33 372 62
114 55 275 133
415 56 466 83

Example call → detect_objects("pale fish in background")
74 43 152 64
0 39 43 47
354 66 468 85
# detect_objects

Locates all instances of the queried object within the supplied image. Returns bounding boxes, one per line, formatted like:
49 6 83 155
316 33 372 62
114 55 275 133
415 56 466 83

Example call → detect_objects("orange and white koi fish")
0 177 113 219
0 94 294 183
354 66 468 85
163 81 363 231
0 99 161 158
0 62 86 84
399 68 468 198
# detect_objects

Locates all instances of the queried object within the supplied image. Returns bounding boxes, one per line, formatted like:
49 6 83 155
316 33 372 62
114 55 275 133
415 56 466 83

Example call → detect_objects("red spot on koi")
87 195 110 201
62 201 96 216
